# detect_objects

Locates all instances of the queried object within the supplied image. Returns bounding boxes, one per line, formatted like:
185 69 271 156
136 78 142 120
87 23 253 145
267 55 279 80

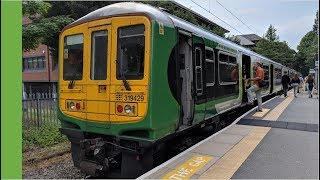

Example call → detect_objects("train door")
192 35 206 124
178 31 194 127
86 24 111 125
270 64 274 93
241 54 251 103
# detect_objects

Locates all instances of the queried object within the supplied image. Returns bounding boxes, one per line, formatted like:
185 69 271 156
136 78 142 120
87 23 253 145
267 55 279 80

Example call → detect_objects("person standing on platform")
291 74 300 97
307 74 315 98
281 71 290 97
298 75 304 93
245 62 264 112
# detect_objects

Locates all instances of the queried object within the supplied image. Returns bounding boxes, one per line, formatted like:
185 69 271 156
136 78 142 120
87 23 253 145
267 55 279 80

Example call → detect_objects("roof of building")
235 35 255 46
241 34 262 41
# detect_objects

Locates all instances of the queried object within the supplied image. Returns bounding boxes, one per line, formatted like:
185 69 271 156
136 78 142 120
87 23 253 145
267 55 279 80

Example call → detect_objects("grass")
23 124 68 152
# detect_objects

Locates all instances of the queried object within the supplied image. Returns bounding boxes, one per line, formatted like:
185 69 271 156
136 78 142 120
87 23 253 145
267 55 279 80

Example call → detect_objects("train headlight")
70 102 75 110
124 105 132 114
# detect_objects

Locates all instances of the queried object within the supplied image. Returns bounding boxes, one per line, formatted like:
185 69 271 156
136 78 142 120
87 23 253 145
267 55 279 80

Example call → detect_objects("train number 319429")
123 94 144 102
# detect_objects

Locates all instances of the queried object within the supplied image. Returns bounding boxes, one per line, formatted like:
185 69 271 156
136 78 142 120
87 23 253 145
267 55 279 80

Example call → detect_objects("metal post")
36 94 41 128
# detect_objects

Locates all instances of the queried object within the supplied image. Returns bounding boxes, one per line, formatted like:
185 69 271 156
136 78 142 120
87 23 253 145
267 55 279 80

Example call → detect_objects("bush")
23 124 67 151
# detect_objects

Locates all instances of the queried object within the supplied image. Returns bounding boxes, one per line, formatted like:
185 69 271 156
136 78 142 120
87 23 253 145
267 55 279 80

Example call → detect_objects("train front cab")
58 15 154 177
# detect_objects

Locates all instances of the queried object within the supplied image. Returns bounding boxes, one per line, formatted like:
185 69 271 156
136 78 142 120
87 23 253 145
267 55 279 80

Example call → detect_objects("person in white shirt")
298 75 304 93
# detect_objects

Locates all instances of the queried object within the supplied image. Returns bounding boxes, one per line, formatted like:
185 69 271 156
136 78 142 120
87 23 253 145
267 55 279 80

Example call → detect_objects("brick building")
22 17 58 97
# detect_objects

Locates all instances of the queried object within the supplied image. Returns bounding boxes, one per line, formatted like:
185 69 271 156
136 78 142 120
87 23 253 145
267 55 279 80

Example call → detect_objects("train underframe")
60 112 232 178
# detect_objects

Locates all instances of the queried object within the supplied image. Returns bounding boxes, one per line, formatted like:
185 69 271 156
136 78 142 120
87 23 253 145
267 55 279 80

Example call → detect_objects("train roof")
67 2 174 28
67 2 289 69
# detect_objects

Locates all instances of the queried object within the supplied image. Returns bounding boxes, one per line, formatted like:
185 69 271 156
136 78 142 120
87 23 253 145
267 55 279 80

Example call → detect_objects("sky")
174 0 318 51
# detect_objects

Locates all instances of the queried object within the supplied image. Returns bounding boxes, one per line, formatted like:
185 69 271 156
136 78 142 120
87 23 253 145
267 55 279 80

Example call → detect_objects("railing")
22 92 59 128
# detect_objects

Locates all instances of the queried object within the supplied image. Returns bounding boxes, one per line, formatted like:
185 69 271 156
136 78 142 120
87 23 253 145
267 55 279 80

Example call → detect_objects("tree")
296 31 318 75
295 10 319 76
264 24 279 42
22 1 52 19
313 10 318 35
22 1 74 53
254 38 295 67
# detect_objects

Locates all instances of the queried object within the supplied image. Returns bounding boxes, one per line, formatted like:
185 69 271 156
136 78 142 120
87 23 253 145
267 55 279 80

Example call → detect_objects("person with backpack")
306 74 315 98
290 74 300 97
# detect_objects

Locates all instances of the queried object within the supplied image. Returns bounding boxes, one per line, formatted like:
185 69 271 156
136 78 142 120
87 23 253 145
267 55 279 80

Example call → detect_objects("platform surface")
138 91 319 179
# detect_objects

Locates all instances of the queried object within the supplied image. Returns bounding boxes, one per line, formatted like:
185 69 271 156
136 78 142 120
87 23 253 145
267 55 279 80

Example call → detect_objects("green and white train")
58 2 299 177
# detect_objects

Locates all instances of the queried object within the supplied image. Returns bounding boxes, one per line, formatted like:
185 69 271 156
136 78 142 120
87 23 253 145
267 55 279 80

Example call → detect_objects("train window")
63 34 84 80
91 30 108 80
205 48 214 86
117 24 145 80
229 56 237 64
219 53 228 63
205 48 214 61
218 52 237 84
206 61 214 85
195 47 203 95
275 68 282 85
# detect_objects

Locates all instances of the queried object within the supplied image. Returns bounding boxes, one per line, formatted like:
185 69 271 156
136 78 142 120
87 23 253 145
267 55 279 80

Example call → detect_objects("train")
58 2 299 178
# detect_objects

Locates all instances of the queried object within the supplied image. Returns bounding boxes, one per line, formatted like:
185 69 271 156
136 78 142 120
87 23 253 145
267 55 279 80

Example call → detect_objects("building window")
23 56 46 71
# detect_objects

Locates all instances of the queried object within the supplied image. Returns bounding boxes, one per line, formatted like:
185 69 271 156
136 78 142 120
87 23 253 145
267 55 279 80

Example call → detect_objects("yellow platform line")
198 126 271 180
162 155 213 179
262 95 294 121
252 108 270 117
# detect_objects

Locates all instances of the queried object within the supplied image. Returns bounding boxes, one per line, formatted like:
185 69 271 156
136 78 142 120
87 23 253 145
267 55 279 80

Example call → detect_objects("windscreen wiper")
116 60 131 91
68 80 75 89
68 73 77 89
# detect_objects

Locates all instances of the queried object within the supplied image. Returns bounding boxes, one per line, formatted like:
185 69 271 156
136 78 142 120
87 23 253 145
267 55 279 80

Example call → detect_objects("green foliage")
296 31 318 75
254 24 296 68
23 16 74 52
23 124 67 151
294 11 319 76
254 38 296 67
22 1 52 18
313 10 318 35
264 24 279 42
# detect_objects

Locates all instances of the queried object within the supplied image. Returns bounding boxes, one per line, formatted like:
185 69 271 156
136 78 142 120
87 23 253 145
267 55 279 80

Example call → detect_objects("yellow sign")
159 22 164 35
162 155 213 180
64 49 68 59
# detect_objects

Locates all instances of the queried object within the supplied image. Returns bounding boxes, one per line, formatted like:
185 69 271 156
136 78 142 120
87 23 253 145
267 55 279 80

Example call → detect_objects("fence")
22 92 59 128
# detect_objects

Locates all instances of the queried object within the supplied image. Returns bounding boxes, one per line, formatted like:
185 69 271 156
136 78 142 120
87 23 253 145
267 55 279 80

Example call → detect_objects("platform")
138 91 319 179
